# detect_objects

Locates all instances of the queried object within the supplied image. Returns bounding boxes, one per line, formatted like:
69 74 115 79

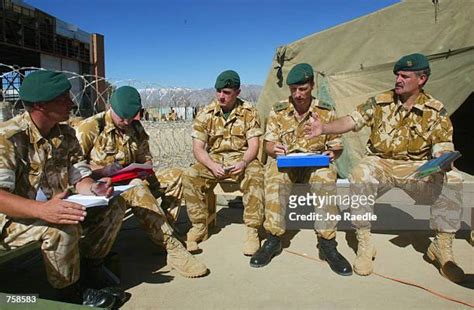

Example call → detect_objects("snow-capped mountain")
138 85 262 108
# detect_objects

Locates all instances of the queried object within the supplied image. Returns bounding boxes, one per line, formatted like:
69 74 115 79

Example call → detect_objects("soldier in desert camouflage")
305 53 465 282
75 86 207 278
183 70 265 256
0 70 123 307
249 63 352 276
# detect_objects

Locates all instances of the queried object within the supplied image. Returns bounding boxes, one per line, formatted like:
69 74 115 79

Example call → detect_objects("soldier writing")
250 63 352 276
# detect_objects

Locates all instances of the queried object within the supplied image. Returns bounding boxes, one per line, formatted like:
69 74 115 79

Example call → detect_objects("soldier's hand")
322 150 336 162
305 114 323 138
90 178 114 197
273 143 288 156
39 191 87 225
209 162 226 178
230 161 247 175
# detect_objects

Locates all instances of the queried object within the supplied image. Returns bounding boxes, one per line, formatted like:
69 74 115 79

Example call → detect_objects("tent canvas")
256 0 474 177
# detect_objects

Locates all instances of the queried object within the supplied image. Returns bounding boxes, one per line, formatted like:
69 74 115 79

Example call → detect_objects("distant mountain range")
139 84 262 108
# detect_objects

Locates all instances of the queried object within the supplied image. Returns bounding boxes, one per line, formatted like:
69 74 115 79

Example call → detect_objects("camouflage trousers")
348 156 463 232
0 200 123 289
146 167 184 207
105 180 176 247
263 158 339 239
183 160 265 228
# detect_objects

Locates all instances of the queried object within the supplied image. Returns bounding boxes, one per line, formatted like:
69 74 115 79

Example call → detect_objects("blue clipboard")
277 153 330 168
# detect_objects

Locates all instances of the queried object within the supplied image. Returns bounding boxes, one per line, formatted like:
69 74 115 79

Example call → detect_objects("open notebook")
64 184 135 208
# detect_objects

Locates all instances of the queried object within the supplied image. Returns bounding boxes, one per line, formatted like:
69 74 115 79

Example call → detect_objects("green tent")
257 0 474 177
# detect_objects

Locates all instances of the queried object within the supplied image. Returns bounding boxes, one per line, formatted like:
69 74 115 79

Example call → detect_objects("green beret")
215 70 240 90
110 86 142 119
19 70 71 103
286 63 314 85
393 53 430 74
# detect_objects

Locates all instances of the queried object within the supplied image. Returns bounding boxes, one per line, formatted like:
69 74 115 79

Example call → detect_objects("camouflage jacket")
75 110 152 167
264 97 342 153
350 90 454 160
192 98 263 165
0 111 91 234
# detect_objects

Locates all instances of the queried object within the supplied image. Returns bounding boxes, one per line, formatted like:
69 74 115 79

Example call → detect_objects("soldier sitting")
183 70 265 256
250 63 352 276
0 70 123 307
305 53 465 282
75 86 208 278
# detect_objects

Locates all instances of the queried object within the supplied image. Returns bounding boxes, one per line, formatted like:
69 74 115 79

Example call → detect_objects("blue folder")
277 154 330 168
414 151 461 178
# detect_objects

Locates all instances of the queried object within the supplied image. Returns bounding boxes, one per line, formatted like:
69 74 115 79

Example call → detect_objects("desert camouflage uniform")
0 113 122 289
75 111 182 200
183 99 264 230
75 111 182 245
263 97 342 238
349 90 462 231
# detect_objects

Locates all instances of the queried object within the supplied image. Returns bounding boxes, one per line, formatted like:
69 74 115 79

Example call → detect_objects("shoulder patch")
439 108 448 117
76 112 103 134
317 100 334 110
425 99 444 112
374 91 394 104
240 99 254 110
273 100 289 112
201 103 215 115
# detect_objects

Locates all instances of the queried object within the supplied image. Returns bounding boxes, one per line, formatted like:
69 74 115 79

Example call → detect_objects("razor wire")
0 64 261 168
1 64 261 119
0 64 201 117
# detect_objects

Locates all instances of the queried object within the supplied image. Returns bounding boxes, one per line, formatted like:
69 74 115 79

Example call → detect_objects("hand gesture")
304 114 323 138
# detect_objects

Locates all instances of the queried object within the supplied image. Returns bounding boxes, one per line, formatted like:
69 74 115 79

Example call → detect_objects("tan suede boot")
186 223 208 252
243 227 260 256
165 235 208 278
426 232 465 283
353 229 376 276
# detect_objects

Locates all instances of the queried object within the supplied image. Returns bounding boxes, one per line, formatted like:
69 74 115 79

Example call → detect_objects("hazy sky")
25 0 399 88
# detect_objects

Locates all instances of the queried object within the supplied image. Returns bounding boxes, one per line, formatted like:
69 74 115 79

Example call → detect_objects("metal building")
0 0 106 117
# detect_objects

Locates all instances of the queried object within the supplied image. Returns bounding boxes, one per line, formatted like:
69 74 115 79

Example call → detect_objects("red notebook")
109 163 154 184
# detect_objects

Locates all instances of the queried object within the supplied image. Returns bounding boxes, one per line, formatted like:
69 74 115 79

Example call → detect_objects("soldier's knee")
169 167 183 178
446 170 463 183
43 224 81 250
183 165 200 180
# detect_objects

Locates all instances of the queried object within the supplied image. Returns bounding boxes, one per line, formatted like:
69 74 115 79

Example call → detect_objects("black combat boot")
250 234 282 268
82 287 116 309
58 282 116 309
318 237 352 276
